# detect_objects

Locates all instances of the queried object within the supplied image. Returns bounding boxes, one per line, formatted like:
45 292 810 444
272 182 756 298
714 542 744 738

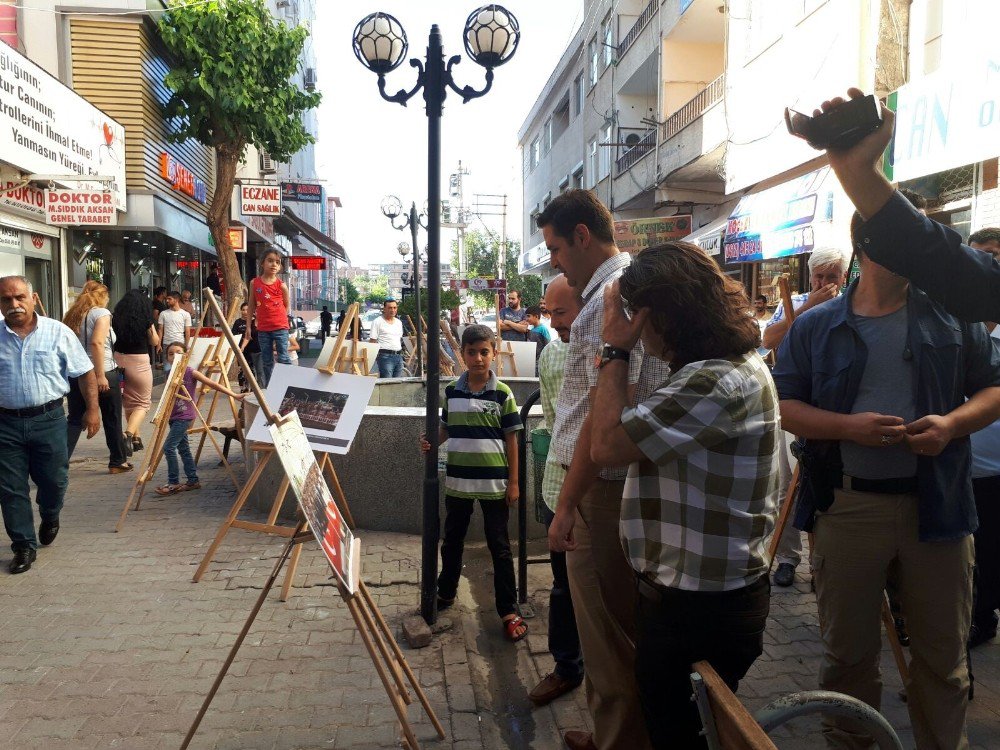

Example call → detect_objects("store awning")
682 214 729 257
274 206 347 263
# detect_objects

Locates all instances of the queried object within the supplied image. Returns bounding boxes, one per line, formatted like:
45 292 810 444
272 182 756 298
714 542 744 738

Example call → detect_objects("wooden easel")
189 298 246 464
318 303 368 376
115 299 239 533
494 294 518 376
767 275 909 685
181 292 445 750
440 318 466 374
194 297 368 600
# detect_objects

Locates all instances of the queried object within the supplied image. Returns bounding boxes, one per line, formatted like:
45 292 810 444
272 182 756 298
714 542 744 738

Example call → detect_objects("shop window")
755 255 806 306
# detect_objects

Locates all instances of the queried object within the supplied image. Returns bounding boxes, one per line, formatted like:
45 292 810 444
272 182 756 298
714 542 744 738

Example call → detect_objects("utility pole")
448 161 471 277
473 193 509 280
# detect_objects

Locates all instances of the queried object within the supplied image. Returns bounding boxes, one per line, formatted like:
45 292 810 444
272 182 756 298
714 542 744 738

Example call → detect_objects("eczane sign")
0 45 126 211
238 185 280 216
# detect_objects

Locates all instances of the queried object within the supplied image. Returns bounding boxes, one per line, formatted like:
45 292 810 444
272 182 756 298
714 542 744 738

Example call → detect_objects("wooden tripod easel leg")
180 522 307 750
882 591 911 684
193 451 274 582
767 464 800 570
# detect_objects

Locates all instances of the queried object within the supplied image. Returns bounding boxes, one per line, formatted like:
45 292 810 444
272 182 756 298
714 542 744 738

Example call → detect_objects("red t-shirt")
252 276 287 332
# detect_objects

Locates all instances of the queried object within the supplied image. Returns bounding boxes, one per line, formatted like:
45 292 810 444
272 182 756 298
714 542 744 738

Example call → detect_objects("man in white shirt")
369 299 404 378
158 291 192 351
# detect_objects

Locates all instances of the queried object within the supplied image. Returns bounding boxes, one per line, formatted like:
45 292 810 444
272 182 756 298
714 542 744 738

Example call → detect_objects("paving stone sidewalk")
0 386 997 749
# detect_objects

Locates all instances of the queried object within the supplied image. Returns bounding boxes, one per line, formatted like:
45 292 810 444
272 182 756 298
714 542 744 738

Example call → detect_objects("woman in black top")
113 290 160 452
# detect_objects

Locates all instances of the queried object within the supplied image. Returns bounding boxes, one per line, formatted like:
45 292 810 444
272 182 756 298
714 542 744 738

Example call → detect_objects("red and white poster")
44 189 117 226
268 411 359 593
237 185 281 216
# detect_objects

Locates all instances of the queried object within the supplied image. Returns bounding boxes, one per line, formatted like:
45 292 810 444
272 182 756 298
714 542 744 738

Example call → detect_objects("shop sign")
281 181 322 204
613 215 692 254
0 225 18 250
176 260 199 269
0 44 126 210
290 256 326 271
723 168 832 264
450 278 506 291
238 185 280 216
44 188 117 226
888 51 1000 182
518 239 549 274
0 174 45 219
228 226 246 252
696 231 724 257
159 153 207 203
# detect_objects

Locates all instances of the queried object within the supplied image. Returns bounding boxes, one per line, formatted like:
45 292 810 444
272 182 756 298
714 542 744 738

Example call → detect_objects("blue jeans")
375 351 403 378
257 328 290 386
163 419 197 485
541 506 584 681
0 406 69 550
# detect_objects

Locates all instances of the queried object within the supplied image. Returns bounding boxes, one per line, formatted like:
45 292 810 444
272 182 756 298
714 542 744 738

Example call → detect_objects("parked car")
360 309 382 339
304 317 322 338
288 315 307 341
475 311 497 332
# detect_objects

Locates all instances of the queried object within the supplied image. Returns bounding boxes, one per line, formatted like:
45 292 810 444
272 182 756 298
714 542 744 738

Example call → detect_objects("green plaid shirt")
620 352 780 591
538 339 568 511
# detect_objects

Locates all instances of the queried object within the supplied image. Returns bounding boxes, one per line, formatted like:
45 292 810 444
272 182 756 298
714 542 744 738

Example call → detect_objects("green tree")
451 229 541 307
158 0 321 315
354 274 390 305
338 278 360 307
398 289 461 324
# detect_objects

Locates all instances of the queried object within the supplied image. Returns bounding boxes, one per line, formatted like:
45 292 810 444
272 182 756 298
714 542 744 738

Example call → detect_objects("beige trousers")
566 478 652 750
813 488 974 750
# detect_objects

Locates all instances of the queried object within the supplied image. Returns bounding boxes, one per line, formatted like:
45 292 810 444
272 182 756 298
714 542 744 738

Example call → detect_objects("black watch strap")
597 343 631 369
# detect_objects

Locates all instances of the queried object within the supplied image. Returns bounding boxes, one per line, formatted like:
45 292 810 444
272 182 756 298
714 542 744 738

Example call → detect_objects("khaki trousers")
813 488 974 750
566 478 652 750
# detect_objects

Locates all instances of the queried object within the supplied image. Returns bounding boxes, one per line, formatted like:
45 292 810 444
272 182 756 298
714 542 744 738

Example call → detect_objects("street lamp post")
354 5 520 625
382 196 427 377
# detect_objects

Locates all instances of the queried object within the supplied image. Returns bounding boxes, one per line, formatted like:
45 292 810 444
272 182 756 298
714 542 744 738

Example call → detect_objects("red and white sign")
228 226 246 252
176 260 200 269
290 256 326 271
44 189 117 226
450 278 507 291
0 180 45 219
238 185 281 216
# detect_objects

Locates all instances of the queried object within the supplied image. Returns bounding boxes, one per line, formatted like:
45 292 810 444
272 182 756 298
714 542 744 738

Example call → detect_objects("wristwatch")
595 343 631 369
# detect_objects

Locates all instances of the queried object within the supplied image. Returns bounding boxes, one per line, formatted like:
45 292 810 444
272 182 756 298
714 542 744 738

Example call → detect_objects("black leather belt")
0 398 63 418
378 349 401 355
842 475 918 495
636 574 668 603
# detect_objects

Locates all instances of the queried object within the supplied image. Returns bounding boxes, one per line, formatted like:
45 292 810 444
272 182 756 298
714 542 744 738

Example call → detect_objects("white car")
475 311 497 332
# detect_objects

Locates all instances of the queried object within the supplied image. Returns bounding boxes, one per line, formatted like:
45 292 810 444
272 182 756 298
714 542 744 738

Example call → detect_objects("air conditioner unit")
304 68 317 92
259 150 276 174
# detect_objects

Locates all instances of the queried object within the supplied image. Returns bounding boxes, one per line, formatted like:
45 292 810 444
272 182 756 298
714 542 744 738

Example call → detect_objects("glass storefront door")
23 257 53 318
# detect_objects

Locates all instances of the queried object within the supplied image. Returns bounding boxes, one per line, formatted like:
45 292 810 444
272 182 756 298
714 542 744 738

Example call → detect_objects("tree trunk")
208 141 245 325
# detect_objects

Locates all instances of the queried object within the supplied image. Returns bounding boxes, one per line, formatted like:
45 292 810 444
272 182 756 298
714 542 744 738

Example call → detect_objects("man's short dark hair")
536 189 615 244
322 305 329 311
525 305 542 317
461 324 495 349
755 294 768 303
166 290 181 301
154 286 167 297
969 227 1000 246
508 289 520 298
898 187 928 210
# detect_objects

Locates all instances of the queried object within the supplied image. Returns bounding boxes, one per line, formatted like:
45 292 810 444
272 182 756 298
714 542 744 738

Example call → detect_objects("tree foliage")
338 278 360 307
398 289 461 323
451 229 540 307
353 274 391 305
158 0 321 315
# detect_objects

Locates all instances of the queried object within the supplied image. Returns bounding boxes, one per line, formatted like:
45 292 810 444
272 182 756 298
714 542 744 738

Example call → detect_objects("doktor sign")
0 44 126 211
44 189 117 226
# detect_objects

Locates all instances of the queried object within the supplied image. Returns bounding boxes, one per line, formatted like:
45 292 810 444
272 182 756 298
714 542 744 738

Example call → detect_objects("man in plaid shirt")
590 244 780 749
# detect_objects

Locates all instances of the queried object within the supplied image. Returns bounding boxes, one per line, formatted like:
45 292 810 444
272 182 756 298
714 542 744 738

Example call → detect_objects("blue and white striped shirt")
0 315 93 409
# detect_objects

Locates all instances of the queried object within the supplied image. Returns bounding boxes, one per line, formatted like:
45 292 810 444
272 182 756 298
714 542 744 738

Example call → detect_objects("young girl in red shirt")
247 249 290 386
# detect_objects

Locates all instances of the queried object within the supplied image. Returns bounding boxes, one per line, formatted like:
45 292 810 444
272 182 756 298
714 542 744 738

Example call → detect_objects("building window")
602 14 614 69
531 137 541 169
552 95 570 143
598 125 612 182
543 118 553 154
558 175 570 193
588 36 599 87
572 74 584 118
572 163 584 189
587 138 598 188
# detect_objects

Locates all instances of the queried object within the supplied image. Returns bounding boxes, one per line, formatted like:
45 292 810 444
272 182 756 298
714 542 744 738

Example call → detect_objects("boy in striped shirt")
420 324 527 641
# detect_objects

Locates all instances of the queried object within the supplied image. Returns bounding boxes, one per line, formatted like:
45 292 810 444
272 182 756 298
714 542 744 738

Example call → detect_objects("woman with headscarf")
63 282 132 473
112 289 160 453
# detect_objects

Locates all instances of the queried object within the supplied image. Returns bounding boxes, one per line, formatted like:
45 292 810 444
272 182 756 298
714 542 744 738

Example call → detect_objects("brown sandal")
502 614 528 642
155 484 184 496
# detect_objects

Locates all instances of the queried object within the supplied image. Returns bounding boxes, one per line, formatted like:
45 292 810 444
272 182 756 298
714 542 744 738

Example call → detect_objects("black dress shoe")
39 518 59 546
773 562 796 587
9 548 36 574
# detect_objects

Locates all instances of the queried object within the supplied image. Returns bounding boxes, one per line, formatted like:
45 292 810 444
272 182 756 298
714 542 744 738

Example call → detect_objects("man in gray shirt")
773 219 1000 749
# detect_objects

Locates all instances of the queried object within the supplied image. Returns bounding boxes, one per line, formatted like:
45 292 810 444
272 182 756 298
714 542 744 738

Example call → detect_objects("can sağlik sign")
723 168 833 264
0 44 126 211
613 215 692 253
44 188 117 226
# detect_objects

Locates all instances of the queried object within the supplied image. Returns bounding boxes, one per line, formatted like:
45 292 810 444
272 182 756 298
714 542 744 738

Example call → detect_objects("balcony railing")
662 74 725 140
617 0 657 59
615 128 657 174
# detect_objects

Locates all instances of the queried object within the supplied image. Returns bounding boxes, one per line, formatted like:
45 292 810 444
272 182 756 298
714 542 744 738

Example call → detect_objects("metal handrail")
615 128 657 174
662 74 725 140
617 0 657 59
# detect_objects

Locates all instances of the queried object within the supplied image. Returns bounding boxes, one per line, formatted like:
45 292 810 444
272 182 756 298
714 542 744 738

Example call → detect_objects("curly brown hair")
619 242 760 369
